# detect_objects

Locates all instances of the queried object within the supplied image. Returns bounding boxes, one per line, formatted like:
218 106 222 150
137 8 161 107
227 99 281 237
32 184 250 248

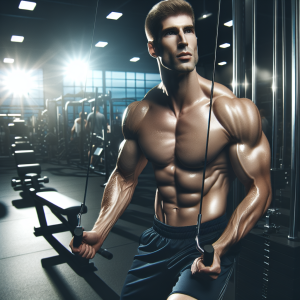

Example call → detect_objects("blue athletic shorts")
120 214 236 300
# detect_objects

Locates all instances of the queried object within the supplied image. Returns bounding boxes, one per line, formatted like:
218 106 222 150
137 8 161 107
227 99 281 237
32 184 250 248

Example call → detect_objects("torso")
125 76 239 226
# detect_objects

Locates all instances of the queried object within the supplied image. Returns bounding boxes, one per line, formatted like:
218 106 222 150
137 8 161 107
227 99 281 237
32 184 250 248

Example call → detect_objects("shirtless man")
70 1 271 299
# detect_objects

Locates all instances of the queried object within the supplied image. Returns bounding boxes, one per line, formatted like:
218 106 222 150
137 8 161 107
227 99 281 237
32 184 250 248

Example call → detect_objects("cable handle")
73 225 113 260
195 214 214 267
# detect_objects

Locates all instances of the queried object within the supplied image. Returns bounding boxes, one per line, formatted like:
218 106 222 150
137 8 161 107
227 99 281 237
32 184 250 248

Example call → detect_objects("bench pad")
36 191 87 215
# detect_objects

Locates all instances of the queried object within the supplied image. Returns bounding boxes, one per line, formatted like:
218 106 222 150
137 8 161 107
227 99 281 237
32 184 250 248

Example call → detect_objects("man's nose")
178 30 188 46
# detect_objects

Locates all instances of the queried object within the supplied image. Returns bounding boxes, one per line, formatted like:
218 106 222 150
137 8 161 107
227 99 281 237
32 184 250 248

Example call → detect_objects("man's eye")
165 31 176 36
185 29 193 33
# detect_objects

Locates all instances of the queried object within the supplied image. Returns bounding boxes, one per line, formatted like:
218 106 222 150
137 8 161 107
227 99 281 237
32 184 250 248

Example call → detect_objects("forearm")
213 184 271 257
91 168 137 245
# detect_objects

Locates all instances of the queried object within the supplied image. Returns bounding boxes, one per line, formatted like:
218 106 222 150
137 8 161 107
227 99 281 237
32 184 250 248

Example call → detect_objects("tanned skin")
70 14 271 300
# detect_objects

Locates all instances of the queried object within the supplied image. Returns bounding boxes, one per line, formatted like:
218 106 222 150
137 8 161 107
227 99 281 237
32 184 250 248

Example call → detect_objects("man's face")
156 14 198 73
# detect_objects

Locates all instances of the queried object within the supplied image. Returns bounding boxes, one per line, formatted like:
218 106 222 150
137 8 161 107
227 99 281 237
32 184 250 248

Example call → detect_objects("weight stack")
235 225 300 300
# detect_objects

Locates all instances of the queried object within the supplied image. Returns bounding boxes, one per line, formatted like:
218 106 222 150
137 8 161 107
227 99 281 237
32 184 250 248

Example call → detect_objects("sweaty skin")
70 13 271 295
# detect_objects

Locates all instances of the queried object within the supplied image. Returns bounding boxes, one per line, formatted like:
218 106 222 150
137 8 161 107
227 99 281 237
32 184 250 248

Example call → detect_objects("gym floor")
0 157 235 300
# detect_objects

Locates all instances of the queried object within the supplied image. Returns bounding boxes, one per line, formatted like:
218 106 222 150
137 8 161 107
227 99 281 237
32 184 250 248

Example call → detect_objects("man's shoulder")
213 95 261 144
122 86 163 139
122 100 149 139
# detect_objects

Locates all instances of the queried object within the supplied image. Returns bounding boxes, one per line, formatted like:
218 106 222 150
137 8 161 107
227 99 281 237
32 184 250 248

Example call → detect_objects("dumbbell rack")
235 225 300 300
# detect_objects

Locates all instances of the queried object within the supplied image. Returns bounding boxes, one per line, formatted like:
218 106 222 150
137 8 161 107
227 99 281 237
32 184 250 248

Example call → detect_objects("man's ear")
148 41 159 58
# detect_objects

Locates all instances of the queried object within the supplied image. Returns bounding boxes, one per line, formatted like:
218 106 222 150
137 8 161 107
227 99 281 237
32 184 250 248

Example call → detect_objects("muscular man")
70 1 271 299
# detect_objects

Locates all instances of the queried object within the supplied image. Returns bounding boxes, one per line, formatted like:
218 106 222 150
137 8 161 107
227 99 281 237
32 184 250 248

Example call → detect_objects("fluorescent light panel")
106 12 123 20
0 114 7 117
219 43 230 48
130 57 140 62
11 35 24 42
19 1 36 11
4 58 14 64
224 20 233 27
95 41 108 47
218 61 227 66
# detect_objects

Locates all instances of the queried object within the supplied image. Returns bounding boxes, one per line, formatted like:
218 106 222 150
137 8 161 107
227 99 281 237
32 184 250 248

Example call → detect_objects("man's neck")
159 63 204 116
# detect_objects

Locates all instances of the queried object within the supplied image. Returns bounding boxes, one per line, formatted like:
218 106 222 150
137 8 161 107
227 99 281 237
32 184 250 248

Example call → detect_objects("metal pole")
109 98 113 135
251 0 256 105
271 0 278 170
281 0 287 169
232 0 245 99
62 96 68 161
80 100 85 165
103 92 109 182
289 0 300 240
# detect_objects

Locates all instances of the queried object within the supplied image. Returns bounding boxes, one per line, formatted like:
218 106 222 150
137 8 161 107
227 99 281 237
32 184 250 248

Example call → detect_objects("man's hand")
69 230 102 259
191 251 221 280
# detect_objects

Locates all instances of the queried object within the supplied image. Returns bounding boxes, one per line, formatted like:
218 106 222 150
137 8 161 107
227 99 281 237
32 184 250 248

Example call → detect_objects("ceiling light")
8 114 21 117
95 41 108 47
218 62 227 66
19 1 36 11
219 43 231 48
130 57 140 62
224 20 233 27
0 114 7 117
198 13 212 20
4 58 14 64
11 35 24 43
197 0 212 21
106 12 123 20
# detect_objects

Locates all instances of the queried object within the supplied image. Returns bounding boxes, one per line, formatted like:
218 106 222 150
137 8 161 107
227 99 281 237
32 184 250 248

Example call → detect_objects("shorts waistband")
153 214 228 239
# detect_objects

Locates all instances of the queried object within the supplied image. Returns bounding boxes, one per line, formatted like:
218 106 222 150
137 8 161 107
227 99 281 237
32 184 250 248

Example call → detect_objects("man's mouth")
177 52 192 59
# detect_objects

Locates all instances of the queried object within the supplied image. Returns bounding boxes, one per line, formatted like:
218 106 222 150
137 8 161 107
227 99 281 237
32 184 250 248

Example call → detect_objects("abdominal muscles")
153 160 231 226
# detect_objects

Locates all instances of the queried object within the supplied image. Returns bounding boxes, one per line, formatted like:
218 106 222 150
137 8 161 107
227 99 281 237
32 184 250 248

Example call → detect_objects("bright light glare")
218 61 227 66
19 1 36 11
130 57 140 62
4 71 35 96
106 12 123 20
95 41 108 47
65 60 89 82
198 13 212 20
4 58 14 64
11 35 24 42
219 43 230 48
272 82 276 91
224 20 233 27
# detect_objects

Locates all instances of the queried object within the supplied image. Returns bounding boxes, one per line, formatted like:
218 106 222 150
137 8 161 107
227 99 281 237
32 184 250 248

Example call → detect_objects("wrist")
212 243 225 258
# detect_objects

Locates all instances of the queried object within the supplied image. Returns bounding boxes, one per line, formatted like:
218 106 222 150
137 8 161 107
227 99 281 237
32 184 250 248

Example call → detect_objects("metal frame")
289 0 300 240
